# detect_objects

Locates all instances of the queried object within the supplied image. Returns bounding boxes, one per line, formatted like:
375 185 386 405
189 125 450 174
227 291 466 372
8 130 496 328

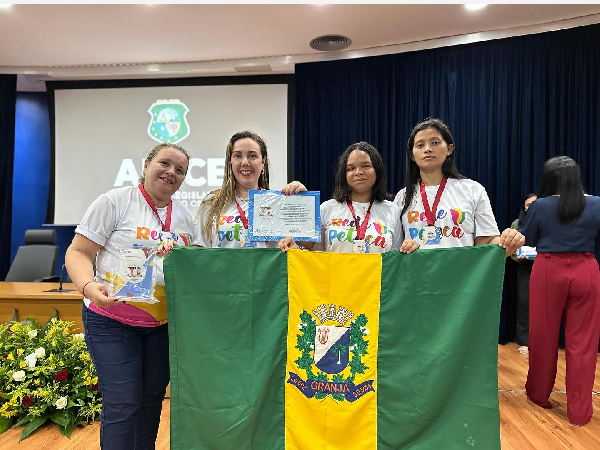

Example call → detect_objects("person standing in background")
510 193 538 354
521 156 600 426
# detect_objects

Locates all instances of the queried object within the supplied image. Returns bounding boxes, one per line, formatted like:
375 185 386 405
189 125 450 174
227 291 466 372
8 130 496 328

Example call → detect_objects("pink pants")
526 252 600 425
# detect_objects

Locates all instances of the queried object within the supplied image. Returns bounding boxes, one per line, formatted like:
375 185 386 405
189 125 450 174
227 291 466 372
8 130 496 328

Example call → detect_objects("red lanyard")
234 189 261 229
419 176 447 226
234 199 249 229
346 200 374 240
138 184 172 232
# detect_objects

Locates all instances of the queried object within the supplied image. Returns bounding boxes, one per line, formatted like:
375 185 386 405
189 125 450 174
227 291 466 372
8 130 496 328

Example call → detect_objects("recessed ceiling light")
464 4 487 11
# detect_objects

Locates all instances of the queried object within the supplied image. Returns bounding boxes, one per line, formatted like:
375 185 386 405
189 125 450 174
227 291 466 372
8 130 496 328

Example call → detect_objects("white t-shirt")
195 195 278 249
314 199 403 253
76 185 198 326
394 178 500 249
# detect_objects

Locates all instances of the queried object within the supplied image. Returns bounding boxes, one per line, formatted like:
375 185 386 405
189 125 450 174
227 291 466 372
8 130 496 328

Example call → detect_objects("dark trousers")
82 306 170 449
526 252 600 425
515 261 534 346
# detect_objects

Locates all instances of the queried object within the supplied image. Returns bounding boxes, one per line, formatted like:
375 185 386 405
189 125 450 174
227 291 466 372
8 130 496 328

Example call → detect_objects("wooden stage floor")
1 343 599 449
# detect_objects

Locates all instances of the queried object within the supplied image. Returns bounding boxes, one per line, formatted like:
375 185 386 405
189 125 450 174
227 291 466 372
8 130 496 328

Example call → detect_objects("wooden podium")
0 282 84 332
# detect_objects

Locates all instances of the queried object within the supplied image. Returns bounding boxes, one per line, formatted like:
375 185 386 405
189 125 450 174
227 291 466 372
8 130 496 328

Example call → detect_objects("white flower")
35 347 46 359
55 396 68 410
28 329 38 338
24 353 37 368
12 370 26 382
72 333 85 340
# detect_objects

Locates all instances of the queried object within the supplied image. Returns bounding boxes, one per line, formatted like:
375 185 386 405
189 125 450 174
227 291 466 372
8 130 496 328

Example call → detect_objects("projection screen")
49 78 292 225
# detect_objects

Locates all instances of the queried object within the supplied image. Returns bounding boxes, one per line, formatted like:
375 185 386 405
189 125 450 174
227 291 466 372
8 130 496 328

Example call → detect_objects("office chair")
5 229 59 282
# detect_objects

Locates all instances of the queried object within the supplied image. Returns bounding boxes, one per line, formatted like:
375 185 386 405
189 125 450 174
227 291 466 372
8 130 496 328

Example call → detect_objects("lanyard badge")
419 177 447 245
234 198 257 247
346 200 374 253
138 184 172 232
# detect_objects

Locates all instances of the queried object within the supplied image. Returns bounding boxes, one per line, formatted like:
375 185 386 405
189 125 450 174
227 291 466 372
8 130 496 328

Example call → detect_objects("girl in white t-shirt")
394 118 524 255
279 142 419 254
195 131 305 247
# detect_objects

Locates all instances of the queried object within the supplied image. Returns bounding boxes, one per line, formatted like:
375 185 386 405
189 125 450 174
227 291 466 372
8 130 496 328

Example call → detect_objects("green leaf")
50 409 70 427
7 308 17 324
21 318 40 330
59 410 75 438
59 421 74 439
15 415 32 426
0 416 13 434
19 415 47 441
0 392 11 400
44 310 59 329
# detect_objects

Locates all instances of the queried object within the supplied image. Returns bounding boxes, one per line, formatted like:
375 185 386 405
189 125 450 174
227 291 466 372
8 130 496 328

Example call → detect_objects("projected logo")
147 99 190 144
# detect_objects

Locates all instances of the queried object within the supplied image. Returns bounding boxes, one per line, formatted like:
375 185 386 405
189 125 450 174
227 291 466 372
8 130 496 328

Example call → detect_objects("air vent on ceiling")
309 35 352 52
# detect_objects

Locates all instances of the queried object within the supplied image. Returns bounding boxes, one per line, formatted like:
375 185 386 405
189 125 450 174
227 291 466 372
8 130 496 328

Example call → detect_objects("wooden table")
0 282 84 332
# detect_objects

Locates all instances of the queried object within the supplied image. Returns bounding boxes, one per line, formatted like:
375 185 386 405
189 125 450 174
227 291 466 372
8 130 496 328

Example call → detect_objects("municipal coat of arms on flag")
164 246 505 450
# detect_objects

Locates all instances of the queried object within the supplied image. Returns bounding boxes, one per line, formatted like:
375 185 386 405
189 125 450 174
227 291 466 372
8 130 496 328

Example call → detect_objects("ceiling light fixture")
0 4 13 10
464 4 488 11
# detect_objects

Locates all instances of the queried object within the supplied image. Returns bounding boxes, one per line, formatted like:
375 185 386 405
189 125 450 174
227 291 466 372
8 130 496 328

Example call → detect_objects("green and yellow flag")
165 246 505 450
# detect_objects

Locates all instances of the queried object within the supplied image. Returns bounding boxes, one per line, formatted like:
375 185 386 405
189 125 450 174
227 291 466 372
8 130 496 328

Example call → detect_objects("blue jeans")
82 306 170 450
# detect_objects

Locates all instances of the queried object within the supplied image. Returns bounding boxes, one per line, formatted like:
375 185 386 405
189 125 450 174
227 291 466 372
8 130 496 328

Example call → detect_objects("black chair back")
5 229 59 282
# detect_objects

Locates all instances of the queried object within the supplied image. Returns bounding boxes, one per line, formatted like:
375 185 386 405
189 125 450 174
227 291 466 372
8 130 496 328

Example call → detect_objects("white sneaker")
518 346 529 354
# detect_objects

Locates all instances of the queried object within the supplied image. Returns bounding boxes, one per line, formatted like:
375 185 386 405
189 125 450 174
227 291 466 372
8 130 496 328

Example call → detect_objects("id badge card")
353 239 369 254
422 225 438 245
239 228 257 248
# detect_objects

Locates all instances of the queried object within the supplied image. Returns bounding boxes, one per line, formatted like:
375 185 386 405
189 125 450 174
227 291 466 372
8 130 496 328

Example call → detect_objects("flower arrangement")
0 315 101 441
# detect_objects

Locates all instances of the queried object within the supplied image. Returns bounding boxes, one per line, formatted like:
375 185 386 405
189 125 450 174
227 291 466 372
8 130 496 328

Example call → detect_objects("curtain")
0 75 17 280
293 24 600 342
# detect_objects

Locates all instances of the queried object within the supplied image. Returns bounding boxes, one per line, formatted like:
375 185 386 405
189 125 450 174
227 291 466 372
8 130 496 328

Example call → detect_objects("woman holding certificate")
394 118 524 255
65 142 197 449
520 156 600 426
279 141 419 254
195 131 306 248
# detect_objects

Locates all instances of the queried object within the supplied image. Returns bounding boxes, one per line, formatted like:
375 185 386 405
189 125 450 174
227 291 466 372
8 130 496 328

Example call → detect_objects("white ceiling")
1 4 599 91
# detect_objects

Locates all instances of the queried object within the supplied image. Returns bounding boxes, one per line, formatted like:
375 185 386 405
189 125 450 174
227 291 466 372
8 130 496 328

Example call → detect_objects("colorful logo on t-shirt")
136 227 192 247
407 208 466 242
217 214 245 245
328 216 388 250
373 221 387 235
450 208 465 226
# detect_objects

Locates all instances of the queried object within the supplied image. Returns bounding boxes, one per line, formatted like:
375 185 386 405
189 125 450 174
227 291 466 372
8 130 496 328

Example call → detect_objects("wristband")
82 281 94 298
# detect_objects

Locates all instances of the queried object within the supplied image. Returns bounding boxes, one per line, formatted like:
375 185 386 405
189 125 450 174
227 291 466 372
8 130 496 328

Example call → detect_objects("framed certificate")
248 190 321 241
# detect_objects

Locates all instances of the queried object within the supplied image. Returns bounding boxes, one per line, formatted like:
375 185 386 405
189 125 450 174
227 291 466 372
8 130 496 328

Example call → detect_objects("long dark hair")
332 142 391 202
517 193 537 227
400 118 465 218
537 156 585 224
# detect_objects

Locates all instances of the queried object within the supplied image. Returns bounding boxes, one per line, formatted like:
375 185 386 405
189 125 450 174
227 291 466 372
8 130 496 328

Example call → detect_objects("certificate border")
247 190 321 241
